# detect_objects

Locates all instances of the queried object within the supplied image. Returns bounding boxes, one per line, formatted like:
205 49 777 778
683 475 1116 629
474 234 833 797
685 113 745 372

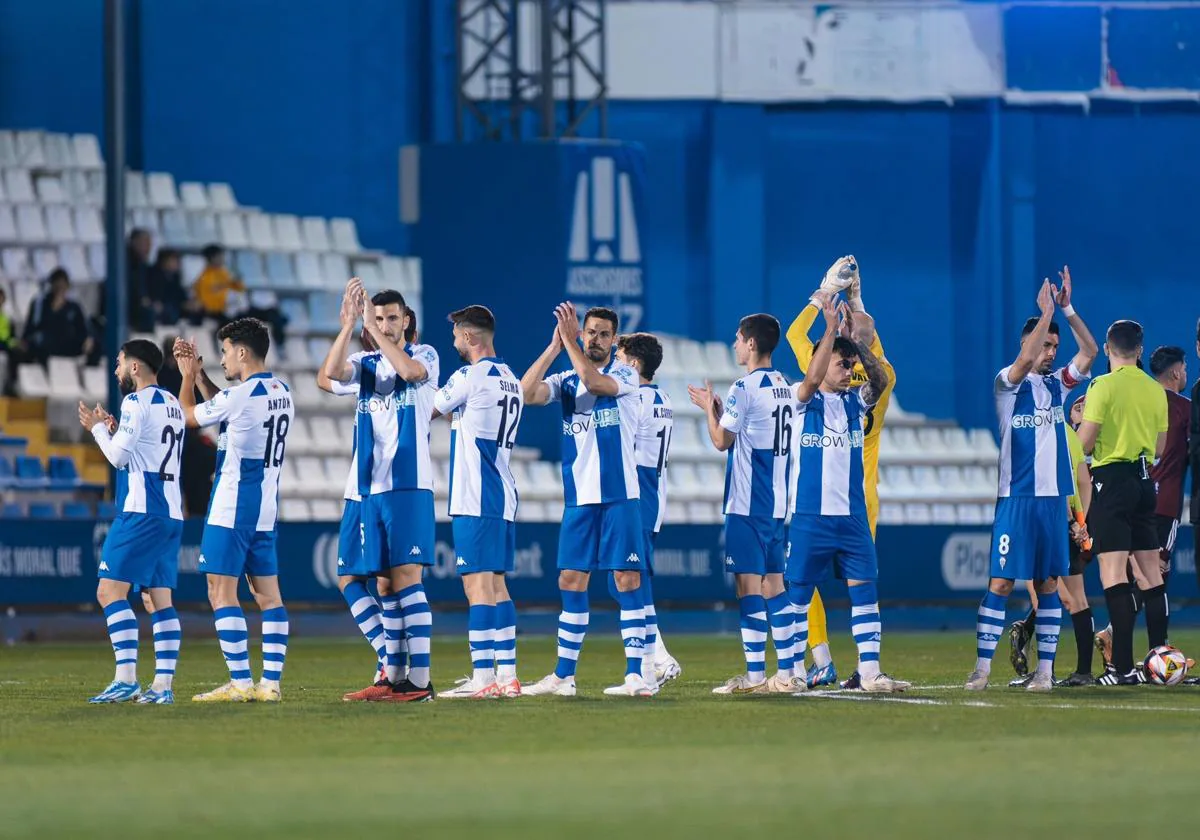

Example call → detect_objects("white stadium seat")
14 131 46 167
35 175 67 204
0 205 16 241
146 172 179 209
125 171 149 209
42 133 74 169
272 215 304 252
75 208 105 244
309 499 342 521
82 366 106 401
246 214 276 250
301 216 331 251
208 183 239 212
72 134 103 169
3 169 34 203
218 213 250 249
17 364 50 398
0 131 17 166
179 182 210 211
279 499 311 522
45 205 77 242
15 205 48 243
330 217 362 253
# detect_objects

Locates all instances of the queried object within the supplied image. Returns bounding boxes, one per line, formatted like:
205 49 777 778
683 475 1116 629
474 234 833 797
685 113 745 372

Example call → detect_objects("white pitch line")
797 692 1200 713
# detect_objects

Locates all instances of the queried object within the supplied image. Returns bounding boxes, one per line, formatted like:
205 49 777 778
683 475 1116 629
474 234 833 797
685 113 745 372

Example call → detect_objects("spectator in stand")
21 269 95 364
148 248 198 326
191 244 246 321
127 228 156 332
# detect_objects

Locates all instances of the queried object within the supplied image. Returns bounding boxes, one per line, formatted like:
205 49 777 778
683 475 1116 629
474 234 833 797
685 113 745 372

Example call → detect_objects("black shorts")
1067 535 1093 576
1156 514 1181 572
1087 463 1158 556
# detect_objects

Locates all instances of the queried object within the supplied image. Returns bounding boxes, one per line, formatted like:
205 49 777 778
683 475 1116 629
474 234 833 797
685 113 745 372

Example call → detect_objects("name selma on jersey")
1011 405 1066 429
499 379 520 396
564 406 621 436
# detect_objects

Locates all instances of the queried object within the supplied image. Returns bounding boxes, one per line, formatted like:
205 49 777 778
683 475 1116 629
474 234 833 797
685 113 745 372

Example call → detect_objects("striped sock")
214 606 252 688
974 590 1008 674
849 582 882 680
150 607 181 691
1034 591 1062 677
640 574 658 675
261 606 289 686
787 584 814 669
103 600 138 684
615 583 646 678
767 592 796 679
380 594 403 683
469 603 496 684
739 594 768 684
342 582 386 671
399 584 432 689
494 598 517 680
554 589 589 679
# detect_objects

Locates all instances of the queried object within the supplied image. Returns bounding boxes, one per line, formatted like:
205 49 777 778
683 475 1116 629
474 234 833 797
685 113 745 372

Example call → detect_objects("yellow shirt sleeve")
785 305 819 374
1082 377 1110 425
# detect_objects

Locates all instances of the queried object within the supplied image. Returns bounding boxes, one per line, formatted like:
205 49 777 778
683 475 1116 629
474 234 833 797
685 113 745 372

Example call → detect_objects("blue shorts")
786 514 878 584
338 499 381 578
99 513 182 589
199 525 278 578
453 516 516 574
643 531 658 575
990 495 1070 581
724 515 786 576
558 500 645 572
362 489 435 569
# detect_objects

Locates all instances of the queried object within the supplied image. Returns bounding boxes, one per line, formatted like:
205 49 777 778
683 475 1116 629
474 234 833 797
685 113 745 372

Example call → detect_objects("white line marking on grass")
798 692 1200 713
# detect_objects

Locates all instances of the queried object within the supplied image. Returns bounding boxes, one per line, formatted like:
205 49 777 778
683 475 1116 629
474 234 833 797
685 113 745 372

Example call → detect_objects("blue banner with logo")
1 521 1195 607
560 142 649 333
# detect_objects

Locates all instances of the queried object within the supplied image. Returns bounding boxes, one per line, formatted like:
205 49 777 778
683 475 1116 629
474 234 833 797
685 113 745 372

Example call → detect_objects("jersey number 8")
262 414 290 468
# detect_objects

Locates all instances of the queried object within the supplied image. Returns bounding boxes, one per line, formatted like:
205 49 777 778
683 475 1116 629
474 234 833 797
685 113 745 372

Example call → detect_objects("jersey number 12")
496 396 521 449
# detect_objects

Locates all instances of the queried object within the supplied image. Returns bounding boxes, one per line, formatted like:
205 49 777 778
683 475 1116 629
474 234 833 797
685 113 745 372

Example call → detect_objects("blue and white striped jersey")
632 384 672 534
994 364 1083 498
790 387 869 517
327 379 360 503
434 358 523 520
194 372 294 531
92 386 185 520
345 344 440 496
719 369 794 519
543 360 641 507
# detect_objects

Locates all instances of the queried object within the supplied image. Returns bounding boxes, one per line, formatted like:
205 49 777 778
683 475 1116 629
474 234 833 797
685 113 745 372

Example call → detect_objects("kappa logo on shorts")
198 555 207 565
725 556 734 567
337 558 345 567
456 557 466 567
627 553 640 564
409 546 422 556
98 561 109 572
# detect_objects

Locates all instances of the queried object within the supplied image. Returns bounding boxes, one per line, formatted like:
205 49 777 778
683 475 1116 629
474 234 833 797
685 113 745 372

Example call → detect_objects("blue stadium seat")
96 501 118 520
0 502 23 518
61 501 92 519
0 456 13 489
47 455 82 489
14 455 48 488
27 502 57 518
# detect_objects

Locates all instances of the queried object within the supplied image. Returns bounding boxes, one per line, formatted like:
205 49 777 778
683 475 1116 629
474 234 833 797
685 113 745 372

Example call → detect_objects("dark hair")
737 313 780 357
832 336 859 358
448 304 496 334
371 289 406 308
121 338 163 374
128 227 150 243
217 317 270 361
583 306 619 333
1020 317 1061 339
1150 345 1186 377
48 268 70 285
155 247 180 266
1106 320 1144 356
201 243 224 261
404 306 416 343
617 332 663 380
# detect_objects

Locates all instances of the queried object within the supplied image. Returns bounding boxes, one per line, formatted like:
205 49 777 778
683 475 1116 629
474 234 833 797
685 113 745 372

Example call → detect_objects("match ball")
1143 645 1188 686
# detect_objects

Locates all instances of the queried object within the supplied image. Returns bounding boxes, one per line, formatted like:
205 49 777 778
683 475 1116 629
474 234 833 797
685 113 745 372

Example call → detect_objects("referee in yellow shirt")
1076 320 1169 686
785 256 895 687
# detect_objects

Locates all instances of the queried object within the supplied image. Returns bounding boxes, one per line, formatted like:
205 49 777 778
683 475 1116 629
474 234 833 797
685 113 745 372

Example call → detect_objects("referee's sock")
1142 584 1169 650
1071 607 1095 674
1104 582 1137 674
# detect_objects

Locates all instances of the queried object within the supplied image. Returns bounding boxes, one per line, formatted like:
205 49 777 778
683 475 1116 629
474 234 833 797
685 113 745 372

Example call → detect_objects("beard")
586 344 608 363
118 374 136 395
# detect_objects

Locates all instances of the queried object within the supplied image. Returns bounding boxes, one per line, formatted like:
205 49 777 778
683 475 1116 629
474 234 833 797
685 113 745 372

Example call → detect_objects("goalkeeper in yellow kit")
786 256 895 688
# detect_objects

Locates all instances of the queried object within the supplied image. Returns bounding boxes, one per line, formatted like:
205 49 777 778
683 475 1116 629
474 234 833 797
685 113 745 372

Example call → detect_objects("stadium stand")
0 127 1008 525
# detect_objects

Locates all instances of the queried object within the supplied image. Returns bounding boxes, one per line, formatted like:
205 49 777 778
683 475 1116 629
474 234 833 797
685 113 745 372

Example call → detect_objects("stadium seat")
28 501 57 519
189 212 219 245
2 247 31 280
308 417 342 455
58 243 90 280
14 131 46 167
181 254 205 286
930 503 958 525
0 205 17 240
82 366 106 401
301 216 331 251
17 364 50 398
516 500 546 522
72 134 103 169
179 181 210 211
86 243 106 279
294 251 322 287
146 172 179 209
42 133 73 168
956 503 988 525
160 209 191 247
968 428 999 459
208 182 238 212
35 174 67 204
218 213 250 249
526 461 561 500
351 259 382 289
75 207 105 245
330 217 362 253
265 251 296 286
31 248 58 278
903 503 933 525
125 171 149 209
279 499 311 522
272 215 304 251
429 421 451 458
294 456 328 494
16 205 48 243
47 357 84 400
234 250 265 287
320 252 350 287
47 455 81 488
281 336 312 370
309 499 341 521
246 213 276 250
61 501 92 519
14 455 48 488
291 374 326 411
667 462 698 500
0 131 16 166
0 502 22 518
96 501 118 520
4 168 36 203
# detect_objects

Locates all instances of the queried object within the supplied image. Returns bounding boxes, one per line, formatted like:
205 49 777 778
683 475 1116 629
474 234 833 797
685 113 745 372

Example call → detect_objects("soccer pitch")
4 631 1200 839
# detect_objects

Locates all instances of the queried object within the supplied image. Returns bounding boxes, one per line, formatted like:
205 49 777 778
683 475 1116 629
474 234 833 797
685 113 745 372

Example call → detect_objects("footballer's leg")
379 490 436 703
249 573 288 703
91 578 141 703
842 516 908 693
805 588 838 688
193 526 255 703
443 516 504 699
713 515 769 695
765 525 803 693
494 572 520 697
638 530 663 690
139 521 183 704
602 502 653 697
966 498 1033 691
1007 580 1038 678
339 574 390 700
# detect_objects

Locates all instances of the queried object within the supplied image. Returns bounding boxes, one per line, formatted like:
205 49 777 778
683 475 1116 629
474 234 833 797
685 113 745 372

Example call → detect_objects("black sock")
1142 584 1169 650
1163 570 1171 591
1104 583 1136 674
1072 608 1094 675
1131 585 1144 615
1023 607 1036 627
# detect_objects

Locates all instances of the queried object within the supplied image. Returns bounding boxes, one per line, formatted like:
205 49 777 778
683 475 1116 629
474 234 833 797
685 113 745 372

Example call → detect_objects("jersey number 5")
262 415 290 467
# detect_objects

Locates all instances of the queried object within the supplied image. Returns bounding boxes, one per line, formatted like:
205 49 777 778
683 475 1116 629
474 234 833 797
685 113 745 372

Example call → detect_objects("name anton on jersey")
267 396 291 412
1011 406 1065 429
563 407 621 435
799 430 864 448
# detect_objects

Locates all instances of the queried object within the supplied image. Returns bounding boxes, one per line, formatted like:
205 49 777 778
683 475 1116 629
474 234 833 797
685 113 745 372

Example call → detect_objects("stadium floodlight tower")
456 0 608 141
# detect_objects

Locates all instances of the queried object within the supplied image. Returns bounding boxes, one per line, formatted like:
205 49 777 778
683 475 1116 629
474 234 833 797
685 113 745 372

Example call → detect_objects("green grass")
4 631 1200 838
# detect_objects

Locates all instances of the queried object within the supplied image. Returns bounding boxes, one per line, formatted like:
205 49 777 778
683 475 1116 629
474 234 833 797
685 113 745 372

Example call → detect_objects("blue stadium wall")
2 1 1199 431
